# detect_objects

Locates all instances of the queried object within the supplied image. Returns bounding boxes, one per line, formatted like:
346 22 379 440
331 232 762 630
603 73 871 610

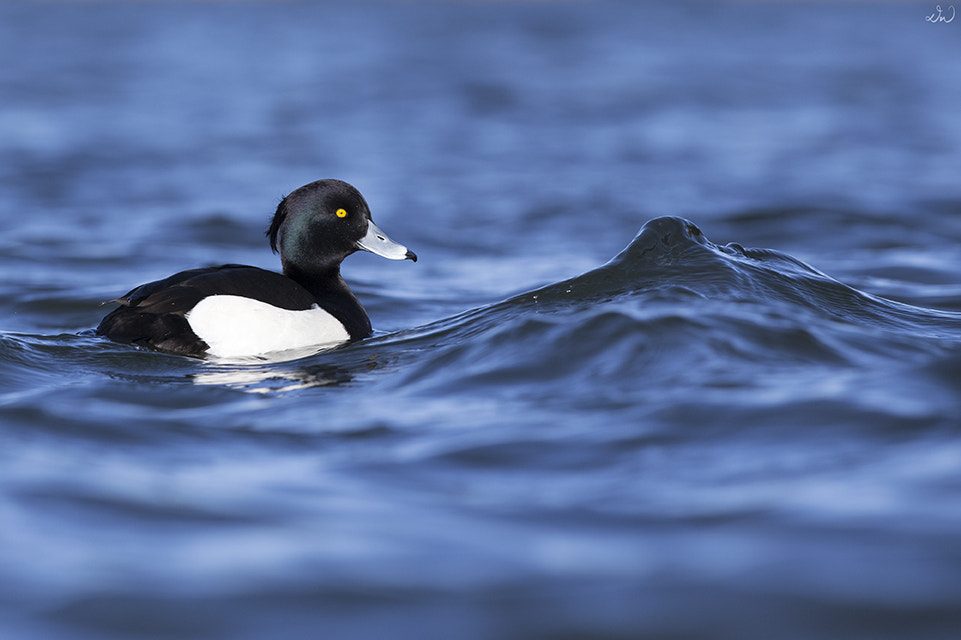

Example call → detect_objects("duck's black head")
267 179 416 275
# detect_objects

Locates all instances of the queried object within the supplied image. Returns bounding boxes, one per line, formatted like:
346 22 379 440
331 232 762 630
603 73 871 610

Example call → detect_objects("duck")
96 179 416 358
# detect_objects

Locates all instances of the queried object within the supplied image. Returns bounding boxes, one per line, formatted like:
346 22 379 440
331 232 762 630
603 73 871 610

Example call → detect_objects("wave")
385 216 961 352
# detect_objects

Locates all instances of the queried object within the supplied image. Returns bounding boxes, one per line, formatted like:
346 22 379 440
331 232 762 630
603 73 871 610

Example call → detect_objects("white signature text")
926 5 955 22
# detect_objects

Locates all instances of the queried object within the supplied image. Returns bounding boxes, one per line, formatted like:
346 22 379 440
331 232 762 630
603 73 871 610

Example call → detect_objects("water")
2 1 961 638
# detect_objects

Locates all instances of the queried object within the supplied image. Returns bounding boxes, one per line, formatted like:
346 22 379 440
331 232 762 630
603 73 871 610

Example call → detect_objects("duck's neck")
283 264 372 340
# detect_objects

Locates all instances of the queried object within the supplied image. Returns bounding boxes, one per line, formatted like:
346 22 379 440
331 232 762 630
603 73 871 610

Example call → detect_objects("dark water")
3 1 961 638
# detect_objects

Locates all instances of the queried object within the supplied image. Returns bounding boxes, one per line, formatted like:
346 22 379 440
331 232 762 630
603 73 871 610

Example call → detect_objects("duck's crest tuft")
266 195 288 253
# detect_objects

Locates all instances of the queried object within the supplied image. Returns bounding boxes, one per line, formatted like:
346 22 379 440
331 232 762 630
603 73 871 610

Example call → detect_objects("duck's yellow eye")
335 208 348 218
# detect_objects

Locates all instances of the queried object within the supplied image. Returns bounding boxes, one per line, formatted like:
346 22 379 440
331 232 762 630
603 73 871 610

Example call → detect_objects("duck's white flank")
186 295 350 358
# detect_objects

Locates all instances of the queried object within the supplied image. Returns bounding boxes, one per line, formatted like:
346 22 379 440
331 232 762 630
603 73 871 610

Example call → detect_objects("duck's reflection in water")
190 345 386 393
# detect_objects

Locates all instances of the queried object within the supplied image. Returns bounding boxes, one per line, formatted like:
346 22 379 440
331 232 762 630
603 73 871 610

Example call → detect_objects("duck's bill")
357 220 417 262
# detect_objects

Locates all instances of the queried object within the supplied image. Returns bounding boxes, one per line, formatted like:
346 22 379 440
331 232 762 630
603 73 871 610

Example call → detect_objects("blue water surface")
2 2 961 639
